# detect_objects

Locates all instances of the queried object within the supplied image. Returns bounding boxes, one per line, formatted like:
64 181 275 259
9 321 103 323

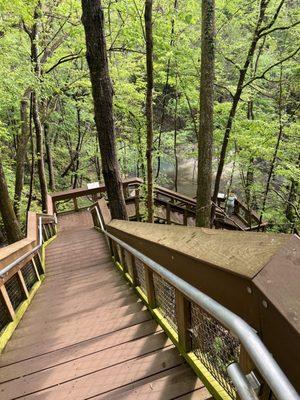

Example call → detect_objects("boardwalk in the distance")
0 211 211 400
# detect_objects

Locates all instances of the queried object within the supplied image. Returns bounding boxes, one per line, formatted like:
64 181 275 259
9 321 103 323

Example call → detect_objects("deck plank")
0 211 209 400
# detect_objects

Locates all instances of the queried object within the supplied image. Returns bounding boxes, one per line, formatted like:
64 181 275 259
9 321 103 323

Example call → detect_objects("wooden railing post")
108 237 114 257
73 197 79 212
112 241 121 264
32 258 41 281
183 209 188 226
175 290 191 353
0 285 15 321
17 270 29 299
120 247 128 273
135 189 140 221
166 203 171 224
124 183 129 199
129 254 138 286
144 265 156 309
53 200 57 214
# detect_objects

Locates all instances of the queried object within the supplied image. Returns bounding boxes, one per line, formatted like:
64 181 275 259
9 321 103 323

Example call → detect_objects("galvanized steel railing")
90 204 299 400
0 215 57 278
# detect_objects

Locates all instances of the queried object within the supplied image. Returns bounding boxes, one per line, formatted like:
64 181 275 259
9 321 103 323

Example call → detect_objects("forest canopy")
0 0 299 242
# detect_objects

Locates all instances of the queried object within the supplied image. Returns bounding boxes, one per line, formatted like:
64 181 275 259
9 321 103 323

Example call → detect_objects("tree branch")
214 83 234 98
259 20 300 38
271 188 300 219
108 46 145 55
258 0 285 35
21 19 32 39
243 45 300 88
45 51 83 74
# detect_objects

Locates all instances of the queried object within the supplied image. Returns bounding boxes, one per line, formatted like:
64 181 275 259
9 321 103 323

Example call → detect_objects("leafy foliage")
0 0 299 237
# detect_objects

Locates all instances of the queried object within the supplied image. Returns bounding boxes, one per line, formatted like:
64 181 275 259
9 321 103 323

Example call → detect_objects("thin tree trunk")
14 88 31 220
73 105 82 189
81 0 127 219
30 1 48 212
26 95 35 217
156 0 179 179
137 126 146 181
196 0 215 227
174 76 179 192
44 122 55 191
258 65 284 228
32 91 48 212
95 155 101 181
286 153 300 229
145 0 154 222
211 0 269 222
94 132 102 181
245 96 255 208
0 156 23 243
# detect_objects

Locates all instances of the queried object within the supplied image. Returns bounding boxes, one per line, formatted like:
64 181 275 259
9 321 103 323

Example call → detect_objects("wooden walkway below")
0 211 211 400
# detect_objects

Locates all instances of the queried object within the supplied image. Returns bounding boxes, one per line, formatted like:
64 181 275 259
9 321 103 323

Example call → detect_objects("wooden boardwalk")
0 211 211 400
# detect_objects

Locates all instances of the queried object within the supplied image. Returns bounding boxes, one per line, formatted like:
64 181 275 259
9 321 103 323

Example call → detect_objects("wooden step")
0 212 208 400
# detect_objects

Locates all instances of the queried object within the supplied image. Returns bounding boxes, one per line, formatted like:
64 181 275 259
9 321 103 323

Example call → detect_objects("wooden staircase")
0 211 211 399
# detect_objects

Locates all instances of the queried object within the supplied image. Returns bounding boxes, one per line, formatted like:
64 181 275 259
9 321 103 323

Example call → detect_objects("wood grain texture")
0 211 207 400
108 220 290 278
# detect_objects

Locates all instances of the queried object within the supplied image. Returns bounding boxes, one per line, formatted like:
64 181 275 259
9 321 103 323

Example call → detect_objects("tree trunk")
0 157 23 244
145 0 154 223
174 76 179 192
26 98 35 218
32 91 48 212
196 0 215 228
286 153 299 229
44 122 56 191
81 0 127 220
73 106 82 189
156 0 179 179
137 126 146 181
14 88 31 220
95 155 101 181
31 1 48 212
211 0 269 222
258 65 284 228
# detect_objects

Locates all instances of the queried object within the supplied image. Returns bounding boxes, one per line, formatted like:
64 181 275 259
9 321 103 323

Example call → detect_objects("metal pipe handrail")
89 205 299 400
0 215 56 278
227 363 259 400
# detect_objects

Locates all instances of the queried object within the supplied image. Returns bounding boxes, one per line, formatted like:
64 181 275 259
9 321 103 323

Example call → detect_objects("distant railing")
0 198 57 348
49 177 268 231
89 203 298 400
50 177 143 214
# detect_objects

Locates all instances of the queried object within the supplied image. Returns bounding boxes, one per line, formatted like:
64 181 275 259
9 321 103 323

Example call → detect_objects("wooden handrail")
90 208 299 399
103 219 299 397
0 201 57 350
48 177 268 230
50 177 142 202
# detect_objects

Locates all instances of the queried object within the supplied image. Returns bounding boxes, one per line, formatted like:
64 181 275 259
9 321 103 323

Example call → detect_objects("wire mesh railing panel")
115 244 123 264
91 210 100 228
190 302 240 398
42 225 48 242
0 293 11 332
124 250 135 277
46 224 51 239
153 273 177 332
135 257 146 292
34 253 44 275
22 262 38 291
48 223 54 238
5 275 25 310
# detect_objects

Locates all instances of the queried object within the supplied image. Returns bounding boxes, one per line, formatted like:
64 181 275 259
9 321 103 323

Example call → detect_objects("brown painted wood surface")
0 211 207 400
108 220 289 278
